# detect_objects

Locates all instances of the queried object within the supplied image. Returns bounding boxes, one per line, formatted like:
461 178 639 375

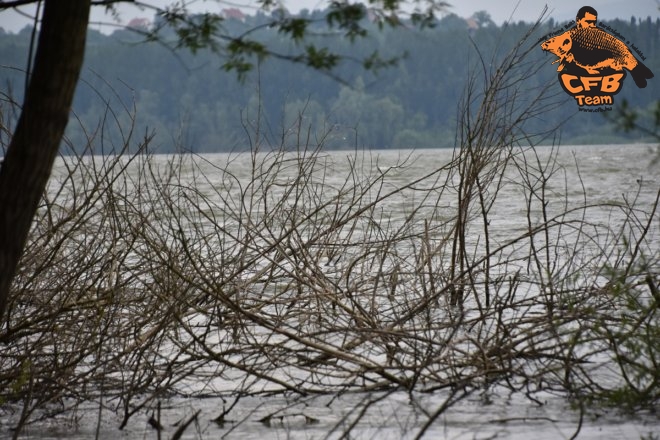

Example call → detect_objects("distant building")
465 17 479 31
127 18 150 31
222 8 246 21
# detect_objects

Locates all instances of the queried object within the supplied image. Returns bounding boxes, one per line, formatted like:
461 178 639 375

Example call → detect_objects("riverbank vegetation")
1 15 658 438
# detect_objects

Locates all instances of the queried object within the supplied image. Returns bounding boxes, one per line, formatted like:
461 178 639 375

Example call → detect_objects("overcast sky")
0 0 658 34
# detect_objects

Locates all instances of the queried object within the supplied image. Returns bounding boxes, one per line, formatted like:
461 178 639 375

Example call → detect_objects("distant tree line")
1 9 658 153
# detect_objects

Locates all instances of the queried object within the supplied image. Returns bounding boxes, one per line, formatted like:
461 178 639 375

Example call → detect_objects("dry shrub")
0 18 658 438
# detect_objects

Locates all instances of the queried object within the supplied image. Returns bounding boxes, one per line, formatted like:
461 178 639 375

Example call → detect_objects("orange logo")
540 6 653 109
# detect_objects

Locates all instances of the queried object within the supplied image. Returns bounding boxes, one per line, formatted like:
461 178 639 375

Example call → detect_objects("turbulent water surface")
13 144 660 439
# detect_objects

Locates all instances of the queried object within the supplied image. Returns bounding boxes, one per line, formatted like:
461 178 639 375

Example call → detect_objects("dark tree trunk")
0 0 91 322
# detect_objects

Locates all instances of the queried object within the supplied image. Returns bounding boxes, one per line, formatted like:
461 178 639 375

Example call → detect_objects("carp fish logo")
540 6 654 109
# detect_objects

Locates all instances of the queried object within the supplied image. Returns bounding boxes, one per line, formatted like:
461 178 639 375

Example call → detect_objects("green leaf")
304 46 340 70
279 18 310 42
326 1 368 41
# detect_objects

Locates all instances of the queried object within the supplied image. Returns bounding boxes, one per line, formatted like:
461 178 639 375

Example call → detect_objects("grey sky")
0 0 658 34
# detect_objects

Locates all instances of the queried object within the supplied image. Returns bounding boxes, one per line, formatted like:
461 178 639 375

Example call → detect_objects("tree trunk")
0 0 91 322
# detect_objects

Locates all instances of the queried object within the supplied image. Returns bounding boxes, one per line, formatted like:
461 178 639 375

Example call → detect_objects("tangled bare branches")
0 19 658 438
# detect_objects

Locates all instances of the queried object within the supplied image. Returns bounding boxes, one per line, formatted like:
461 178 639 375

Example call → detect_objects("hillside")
1 10 658 152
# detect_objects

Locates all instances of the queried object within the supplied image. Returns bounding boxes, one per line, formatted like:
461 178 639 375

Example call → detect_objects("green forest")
1 9 659 153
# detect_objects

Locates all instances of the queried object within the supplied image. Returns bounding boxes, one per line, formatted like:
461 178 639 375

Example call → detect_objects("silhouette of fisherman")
576 6 597 29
